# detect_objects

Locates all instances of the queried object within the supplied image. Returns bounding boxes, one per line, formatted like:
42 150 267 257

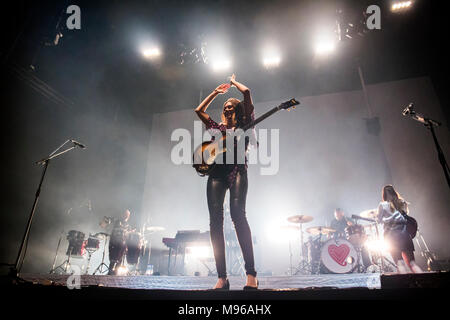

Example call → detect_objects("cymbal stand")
354 220 366 273
51 247 74 274
49 229 65 274
371 223 397 272
93 235 110 275
288 238 293 276
84 247 97 275
414 230 437 270
293 223 311 275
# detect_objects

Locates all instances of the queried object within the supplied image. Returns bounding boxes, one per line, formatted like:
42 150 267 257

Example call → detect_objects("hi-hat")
287 215 314 224
360 208 378 219
306 226 336 235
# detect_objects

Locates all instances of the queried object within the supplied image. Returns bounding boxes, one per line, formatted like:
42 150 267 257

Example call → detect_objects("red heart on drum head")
328 244 350 266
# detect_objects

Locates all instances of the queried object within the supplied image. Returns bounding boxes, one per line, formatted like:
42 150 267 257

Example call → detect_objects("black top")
330 217 353 236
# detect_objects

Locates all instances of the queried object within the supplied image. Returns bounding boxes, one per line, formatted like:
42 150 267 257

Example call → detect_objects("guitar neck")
242 106 279 131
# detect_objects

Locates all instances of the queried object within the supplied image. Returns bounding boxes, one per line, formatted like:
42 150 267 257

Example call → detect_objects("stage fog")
141 76 450 275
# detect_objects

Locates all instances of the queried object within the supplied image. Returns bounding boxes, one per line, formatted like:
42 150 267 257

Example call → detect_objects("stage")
20 272 382 290
1 271 445 300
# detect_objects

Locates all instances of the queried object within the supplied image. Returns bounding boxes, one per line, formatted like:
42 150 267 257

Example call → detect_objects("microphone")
71 139 86 149
401 103 442 127
402 103 415 116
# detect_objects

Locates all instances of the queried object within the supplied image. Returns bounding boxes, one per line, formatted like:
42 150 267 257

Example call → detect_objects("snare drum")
320 238 357 274
345 225 366 245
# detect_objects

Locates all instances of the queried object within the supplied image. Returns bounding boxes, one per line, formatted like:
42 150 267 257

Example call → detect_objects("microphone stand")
11 139 82 276
405 110 450 189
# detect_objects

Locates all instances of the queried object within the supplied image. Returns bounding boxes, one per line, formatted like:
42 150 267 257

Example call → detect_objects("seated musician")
329 208 371 270
329 208 353 238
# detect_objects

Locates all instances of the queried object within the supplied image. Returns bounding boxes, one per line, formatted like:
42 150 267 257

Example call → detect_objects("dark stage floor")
1 271 449 320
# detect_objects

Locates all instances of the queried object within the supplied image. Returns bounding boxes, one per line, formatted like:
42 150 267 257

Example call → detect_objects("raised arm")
230 74 254 115
195 84 229 125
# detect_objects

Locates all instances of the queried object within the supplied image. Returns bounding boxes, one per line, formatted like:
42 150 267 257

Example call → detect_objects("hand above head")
214 83 231 94
229 73 236 85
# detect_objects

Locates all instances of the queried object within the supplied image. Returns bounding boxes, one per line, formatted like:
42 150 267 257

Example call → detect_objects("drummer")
330 207 372 270
329 208 354 238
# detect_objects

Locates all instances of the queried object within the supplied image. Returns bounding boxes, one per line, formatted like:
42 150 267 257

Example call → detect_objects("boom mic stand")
11 139 85 277
402 103 450 189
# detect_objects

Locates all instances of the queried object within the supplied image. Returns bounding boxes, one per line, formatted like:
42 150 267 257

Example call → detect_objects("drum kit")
285 209 397 275
50 215 165 275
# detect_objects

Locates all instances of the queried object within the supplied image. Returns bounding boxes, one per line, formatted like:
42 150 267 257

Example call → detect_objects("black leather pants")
207 169 256 278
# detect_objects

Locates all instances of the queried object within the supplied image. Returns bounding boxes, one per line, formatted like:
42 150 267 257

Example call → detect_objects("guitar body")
405 215 418 239
192 140 224 176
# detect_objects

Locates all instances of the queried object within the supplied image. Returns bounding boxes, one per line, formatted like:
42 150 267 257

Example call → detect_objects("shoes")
212 279 230 291
243 279 258 290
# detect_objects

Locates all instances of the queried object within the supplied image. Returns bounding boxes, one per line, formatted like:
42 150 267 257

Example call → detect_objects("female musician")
377 185 422 273
194 74 258 290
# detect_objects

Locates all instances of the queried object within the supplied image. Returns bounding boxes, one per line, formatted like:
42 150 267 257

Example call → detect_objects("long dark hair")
382 185 409 214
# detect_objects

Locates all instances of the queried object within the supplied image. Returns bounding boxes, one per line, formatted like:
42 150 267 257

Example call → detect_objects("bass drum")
320 238 358 274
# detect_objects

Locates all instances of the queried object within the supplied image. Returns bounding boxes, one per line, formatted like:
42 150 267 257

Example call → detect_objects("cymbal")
306 226 336 235
146 226 165 232
287 215 314 224
360 209 378 219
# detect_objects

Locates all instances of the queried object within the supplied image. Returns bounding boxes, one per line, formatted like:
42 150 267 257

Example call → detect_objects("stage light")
262 56 281 68
187 246 211 259
142 47 161 59
365 238 390 253
314 38 336 55
210 58 231 72
267 220 300 243
391 1 413 12
261 46 281 69
116 265 128 276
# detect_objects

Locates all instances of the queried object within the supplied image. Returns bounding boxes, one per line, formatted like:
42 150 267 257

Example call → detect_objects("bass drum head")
320 238 357 274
